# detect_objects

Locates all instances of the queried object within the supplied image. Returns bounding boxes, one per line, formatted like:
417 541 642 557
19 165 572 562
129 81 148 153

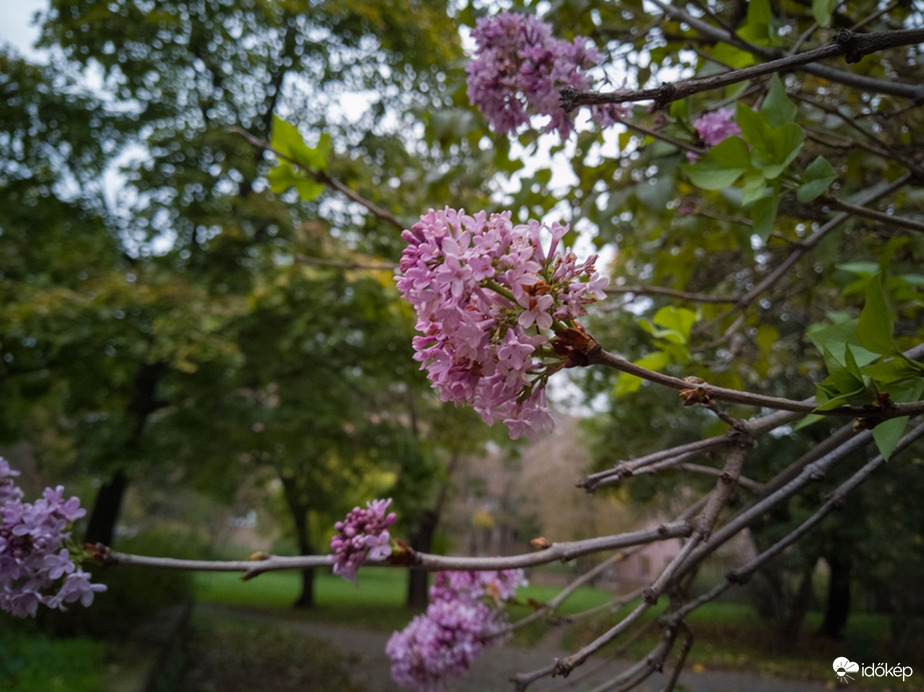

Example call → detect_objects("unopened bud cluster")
329 498 396 583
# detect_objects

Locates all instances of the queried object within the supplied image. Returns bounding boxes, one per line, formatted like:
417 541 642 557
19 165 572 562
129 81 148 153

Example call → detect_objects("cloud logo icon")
833 657 859 682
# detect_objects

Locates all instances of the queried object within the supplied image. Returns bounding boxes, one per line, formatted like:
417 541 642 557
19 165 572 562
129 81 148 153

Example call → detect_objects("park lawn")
0 629 107 692
193 568 922 689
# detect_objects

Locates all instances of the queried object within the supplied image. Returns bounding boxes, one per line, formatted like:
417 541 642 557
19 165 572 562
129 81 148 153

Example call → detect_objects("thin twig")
826 199 924 234
604 284 738 304
229 126 407 232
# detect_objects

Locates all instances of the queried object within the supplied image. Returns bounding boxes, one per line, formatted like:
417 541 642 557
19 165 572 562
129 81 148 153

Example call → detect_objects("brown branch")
563 28 924 111
727 423 924 583
585 346 924 420
647 1 924 103
827 198 924 234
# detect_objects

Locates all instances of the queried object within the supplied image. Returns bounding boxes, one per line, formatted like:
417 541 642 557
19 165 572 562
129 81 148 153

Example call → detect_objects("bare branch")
647 1 924 102
563 28 924 110
585 346 924 420
99 521 694 578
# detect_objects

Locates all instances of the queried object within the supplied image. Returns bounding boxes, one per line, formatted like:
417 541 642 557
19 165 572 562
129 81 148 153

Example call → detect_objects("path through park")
200 604 829 692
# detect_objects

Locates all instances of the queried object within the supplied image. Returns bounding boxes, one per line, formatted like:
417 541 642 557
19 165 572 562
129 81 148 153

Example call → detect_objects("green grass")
0 629 107 692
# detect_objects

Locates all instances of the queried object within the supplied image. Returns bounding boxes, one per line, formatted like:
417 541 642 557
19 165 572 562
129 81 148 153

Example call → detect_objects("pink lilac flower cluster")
0 458 106 618
688 107 741 161
386 569 527 691
466 11 624 138
330 498 396 583
396 207 608 439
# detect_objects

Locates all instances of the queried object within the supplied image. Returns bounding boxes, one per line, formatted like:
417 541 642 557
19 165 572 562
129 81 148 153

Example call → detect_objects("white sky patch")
0 0 45 60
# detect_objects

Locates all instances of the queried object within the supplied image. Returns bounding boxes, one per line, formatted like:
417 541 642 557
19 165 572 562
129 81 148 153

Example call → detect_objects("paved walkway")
200 604 828 692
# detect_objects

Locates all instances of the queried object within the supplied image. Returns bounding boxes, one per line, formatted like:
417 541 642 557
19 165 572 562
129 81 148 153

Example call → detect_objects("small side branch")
229 126 406 232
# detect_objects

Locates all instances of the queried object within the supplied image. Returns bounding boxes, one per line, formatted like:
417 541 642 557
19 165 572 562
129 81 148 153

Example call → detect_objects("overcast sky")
0 0 46 59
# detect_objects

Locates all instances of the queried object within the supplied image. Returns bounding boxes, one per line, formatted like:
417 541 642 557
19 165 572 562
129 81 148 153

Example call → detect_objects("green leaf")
640 306 698 345
683 136 752 189
761 74 797 127
737 105 804 179
857 272 896 355
750 193 779 241
797 155 836 202
738 0 775 45
740 172 768 206
761 124 805 179
807 318 880 367
873 416 908 461
270 115 330 171
266 161 325 201
812 0 837 27
823 344 865 394
711 42 757 69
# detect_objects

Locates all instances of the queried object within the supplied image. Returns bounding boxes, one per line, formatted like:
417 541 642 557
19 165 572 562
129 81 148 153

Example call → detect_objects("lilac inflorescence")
466 11 623 138
330 498 397 583
0 458 106 618
386 569 527 691
396 207 608 439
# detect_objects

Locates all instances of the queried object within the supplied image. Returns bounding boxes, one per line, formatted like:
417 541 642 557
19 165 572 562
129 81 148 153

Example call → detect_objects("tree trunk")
83 468 128 546
83 362 166 547
280 474 315 609
819 552 852 638
406 509 437 609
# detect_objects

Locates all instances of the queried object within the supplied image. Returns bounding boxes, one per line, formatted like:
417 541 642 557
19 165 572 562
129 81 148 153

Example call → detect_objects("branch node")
654 82 677 109
559 85 578 113
834 29 862 63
